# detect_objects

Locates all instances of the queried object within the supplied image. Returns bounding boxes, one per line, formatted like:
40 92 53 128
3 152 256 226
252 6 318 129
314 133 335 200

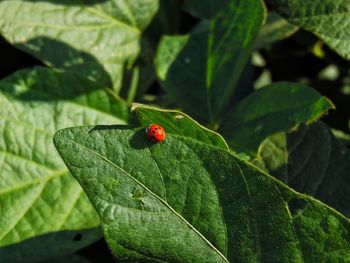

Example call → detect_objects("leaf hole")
287 198 308 217
73 233 83 241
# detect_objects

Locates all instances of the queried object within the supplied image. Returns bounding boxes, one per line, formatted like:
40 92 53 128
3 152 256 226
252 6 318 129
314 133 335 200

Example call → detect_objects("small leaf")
259 122 350 217
155 35 188 81
255 12 298 50
0 0 159 90
155 0 265 123
332 128 350 146
132 103 229 150
267 0 350 59
219 82 334 153
54 125 350 262
0 67 127 260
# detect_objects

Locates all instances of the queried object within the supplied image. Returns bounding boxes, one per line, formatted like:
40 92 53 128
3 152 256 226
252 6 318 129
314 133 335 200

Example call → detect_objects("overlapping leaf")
255 12 298 50
132 103 229 150
0 67 127 261
267 0 350 59
155 0 265 123
259 122 350 217
220 82 334 153
0 0 159 91
54 107 350 262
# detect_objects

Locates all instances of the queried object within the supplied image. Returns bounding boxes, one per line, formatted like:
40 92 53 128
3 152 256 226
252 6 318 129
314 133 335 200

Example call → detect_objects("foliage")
1 0 350 262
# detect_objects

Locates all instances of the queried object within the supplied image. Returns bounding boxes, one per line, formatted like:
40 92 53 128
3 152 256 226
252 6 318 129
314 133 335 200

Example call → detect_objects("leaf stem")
127 66 140 104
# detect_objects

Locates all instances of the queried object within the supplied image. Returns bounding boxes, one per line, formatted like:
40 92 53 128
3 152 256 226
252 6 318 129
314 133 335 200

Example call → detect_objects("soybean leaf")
132 103 229 150
255 12 298 50
219 82 334 153
155 0 265 123
258 122 350 218
122 0 182 102
0 0 159 91
267 0 350 59
54 125 350 262
0 67 127 260
332 128 350 146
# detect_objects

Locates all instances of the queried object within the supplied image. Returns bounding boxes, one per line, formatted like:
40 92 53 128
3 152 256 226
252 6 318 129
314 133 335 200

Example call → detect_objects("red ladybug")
145 124 166 142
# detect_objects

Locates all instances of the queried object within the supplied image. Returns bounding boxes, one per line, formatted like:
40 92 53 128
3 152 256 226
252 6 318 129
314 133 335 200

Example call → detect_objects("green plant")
1 0 350 262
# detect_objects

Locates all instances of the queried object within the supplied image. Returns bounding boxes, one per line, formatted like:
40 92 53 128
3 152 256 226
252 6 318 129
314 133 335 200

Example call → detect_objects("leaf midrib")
1 0 140 34
10 22 119 31
85 4 139 33
0 169 68 241
61 136 229 263
0 168 68 196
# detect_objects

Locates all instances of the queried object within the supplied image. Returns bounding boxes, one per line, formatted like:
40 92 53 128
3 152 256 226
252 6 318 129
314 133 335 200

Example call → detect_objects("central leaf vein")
63 137 229 262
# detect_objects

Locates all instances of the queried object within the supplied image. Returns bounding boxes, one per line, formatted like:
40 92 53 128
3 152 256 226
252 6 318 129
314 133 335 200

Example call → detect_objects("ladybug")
145 124 166 142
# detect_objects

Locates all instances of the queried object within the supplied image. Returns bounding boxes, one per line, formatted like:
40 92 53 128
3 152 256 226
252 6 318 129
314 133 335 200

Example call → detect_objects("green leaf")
54 125 350 262
155 35 188 81
219 82 334 153
267 0 350 59
258 122 350 218
132 103 229 150
331 128 350 146
0 0 159 91
254 12 298 50
0 67 127 260
155 0 265 123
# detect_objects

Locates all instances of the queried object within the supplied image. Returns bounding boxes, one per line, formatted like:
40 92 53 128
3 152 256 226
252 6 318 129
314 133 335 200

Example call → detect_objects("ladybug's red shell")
145 124 166 142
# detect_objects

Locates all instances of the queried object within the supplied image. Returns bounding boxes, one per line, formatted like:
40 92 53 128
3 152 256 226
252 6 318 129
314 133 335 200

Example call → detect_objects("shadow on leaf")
15 37 111 88
88 126 155 150
89 125 134 133
129 128 156 149
0 227 102 263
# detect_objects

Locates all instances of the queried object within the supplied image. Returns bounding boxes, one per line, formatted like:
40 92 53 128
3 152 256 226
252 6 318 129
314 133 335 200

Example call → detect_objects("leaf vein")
62 137 229 262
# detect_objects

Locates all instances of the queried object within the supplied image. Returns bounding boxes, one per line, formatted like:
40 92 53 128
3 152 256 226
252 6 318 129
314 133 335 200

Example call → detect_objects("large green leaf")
219 82 334 153
267 0 350 59
258 122 350 218
132 103 229 150
155 0 265 123
54 123 350 262
0 0 159 91
0 67 127 261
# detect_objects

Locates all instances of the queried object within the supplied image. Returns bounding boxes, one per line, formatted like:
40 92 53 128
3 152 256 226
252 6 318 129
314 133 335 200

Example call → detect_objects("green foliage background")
1 0 350 262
